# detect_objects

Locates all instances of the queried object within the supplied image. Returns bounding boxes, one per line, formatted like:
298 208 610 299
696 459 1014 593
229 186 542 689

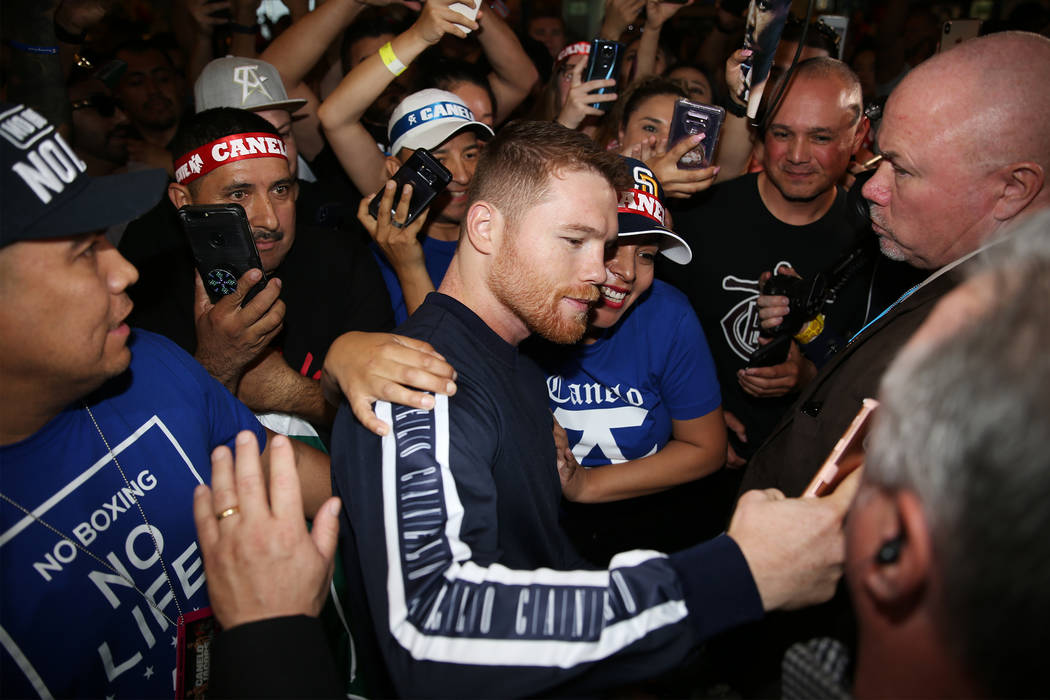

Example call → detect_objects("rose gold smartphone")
804 398 879 497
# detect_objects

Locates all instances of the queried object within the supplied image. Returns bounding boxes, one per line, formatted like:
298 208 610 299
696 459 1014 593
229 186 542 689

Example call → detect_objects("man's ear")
168 182 191 209
384 155 403 179
858 488 931 609
992 162 1045 222
851 114 871 155
464 200 501 255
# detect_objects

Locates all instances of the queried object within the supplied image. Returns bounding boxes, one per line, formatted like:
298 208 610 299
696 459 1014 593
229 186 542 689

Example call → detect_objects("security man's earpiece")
876 533 904 565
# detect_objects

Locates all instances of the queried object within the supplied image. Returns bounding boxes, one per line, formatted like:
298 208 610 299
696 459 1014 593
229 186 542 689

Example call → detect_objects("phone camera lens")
209 232 225 248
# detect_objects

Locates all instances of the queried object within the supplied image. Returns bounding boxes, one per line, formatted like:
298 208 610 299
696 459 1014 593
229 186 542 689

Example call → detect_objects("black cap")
0 102 167 247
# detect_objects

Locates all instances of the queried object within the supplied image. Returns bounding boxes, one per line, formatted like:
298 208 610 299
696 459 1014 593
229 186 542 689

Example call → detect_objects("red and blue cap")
617 157 692 264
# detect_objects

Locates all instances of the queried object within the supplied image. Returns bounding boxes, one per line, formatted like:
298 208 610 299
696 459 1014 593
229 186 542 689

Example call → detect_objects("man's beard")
871 213 908 262
488 237 598 344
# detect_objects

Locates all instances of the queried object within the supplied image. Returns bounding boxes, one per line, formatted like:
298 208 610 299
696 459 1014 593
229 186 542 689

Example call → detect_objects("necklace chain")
0 404 186 627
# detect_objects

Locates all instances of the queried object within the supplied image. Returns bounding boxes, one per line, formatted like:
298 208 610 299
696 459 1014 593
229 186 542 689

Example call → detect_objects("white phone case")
450 0 479 34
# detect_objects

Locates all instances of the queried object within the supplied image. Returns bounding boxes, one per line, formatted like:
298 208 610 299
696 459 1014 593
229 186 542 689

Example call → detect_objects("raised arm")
318 0 476 195
631 0 691 81
597 0 645 42
475 9 539 124
555 56 618 130
259 0 409 159
181 0 231 84
713 47 756 182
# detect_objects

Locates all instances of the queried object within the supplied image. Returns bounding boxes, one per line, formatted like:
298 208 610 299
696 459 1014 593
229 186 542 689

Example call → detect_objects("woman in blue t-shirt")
535 158 729 565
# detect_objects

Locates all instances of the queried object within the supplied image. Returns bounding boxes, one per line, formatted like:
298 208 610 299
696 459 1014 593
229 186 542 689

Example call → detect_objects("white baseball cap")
386 89 493 156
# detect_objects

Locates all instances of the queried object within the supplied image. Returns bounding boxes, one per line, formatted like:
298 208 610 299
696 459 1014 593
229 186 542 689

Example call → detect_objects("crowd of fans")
2 0 1049 697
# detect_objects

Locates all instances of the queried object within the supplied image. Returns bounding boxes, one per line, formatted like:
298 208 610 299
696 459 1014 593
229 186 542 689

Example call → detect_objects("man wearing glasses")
68 70 132 177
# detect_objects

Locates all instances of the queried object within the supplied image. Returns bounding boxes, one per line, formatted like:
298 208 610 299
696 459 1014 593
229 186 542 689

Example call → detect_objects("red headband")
174 132 288 185
556 41 591 65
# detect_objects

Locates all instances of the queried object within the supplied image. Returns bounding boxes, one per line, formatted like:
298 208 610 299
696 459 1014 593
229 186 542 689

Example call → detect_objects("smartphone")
939 19 981 52
368 148 452 228
179 204 268 306
583 39 623 111
449 0 479 34
746 334 791 368
819 14 849 59
804 398 879 497
667 99 725 169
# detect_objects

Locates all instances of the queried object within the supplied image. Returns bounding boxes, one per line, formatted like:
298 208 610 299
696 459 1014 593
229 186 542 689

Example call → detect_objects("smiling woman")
529 157 727 565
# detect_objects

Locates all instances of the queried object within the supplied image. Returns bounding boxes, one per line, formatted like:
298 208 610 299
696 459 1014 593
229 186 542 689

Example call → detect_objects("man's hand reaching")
321 331 458 436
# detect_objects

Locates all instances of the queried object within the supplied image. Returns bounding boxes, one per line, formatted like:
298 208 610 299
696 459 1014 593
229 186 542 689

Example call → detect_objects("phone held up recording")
368 148 453 228
584 39 623 111
667 98 725 169
179 203 269 306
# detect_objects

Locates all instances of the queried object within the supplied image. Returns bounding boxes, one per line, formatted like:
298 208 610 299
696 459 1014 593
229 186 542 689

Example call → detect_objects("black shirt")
662 173 875 456
121 198 394 381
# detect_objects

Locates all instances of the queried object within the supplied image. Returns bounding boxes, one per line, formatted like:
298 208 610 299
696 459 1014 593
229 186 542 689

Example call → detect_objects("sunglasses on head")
71 94 119 117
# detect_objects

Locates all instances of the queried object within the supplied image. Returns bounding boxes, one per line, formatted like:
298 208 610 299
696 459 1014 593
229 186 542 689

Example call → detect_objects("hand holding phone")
667 99 725 169
359 181 429 270
191 266 286 390
804 398 879 497
583 40 623 111
368 148 452 228
555 56 619 128
180 204 269 306
449 0 480 34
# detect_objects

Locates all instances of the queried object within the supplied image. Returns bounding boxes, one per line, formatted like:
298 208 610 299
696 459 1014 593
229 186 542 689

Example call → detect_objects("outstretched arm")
260 0 413 160
713 48 756 182
321 331 458 435
318 0 477 196
632 0 691 80
597 0 645 41
476 8 539 124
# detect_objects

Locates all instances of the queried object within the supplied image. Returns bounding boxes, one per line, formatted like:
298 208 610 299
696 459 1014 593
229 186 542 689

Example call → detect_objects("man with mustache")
330 120 858 697
155 107 393 431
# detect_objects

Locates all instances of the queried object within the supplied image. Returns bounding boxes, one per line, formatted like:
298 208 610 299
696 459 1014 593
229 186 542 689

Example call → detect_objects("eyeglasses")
71 94 119 117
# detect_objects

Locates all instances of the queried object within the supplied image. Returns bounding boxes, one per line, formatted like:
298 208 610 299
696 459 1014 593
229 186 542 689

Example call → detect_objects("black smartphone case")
667 99 726 169
584 40 623 111
178 204 268 306
368 148 453 227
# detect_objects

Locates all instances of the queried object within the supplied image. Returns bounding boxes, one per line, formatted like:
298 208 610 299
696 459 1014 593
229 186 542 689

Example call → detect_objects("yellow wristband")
794 313 826 345
379 42 406 77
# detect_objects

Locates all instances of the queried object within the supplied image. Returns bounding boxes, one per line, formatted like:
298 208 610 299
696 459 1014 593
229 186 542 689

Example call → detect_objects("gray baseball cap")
194 56 307 114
